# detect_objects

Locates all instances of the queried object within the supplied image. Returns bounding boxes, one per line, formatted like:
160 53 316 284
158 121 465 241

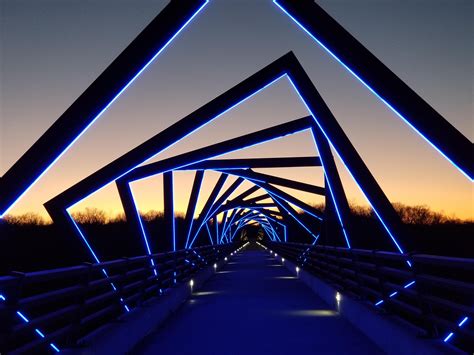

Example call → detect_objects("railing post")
0 272 24 352
173 252 178 286
138 256 151 306
333 246 343 288
411 254 438 338
69 263 92 347
373 250 389 312
350 249 364 300
118 258 130 313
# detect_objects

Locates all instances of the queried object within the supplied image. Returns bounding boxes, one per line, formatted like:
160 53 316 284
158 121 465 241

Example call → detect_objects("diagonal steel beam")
274 0 473 180
0 0 210 216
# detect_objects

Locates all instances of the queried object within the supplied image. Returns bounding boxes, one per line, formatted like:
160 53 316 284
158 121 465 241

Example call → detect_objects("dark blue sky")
0 0 472 219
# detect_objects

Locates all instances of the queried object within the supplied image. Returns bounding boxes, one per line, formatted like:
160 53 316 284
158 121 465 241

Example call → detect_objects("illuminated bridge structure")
0 0 472 353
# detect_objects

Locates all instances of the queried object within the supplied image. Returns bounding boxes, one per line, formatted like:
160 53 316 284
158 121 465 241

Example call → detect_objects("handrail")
0 243 236 353
264 241 473 353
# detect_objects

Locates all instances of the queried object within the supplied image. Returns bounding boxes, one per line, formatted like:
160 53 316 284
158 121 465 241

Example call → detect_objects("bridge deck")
134 246 383 354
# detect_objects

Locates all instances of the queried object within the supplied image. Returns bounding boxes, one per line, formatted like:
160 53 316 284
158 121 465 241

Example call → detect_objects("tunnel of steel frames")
0 0 472 353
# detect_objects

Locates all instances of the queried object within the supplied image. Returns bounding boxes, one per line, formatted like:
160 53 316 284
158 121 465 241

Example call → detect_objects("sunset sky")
1 0 472 221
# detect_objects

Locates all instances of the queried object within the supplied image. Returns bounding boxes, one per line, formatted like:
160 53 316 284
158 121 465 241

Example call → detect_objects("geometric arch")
1 0 471 221
43 52 414 263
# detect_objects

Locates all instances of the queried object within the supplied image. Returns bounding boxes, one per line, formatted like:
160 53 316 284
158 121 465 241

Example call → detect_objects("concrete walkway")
134 245 384 354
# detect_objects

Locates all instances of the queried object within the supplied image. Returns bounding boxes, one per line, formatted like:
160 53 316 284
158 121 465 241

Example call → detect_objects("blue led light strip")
65 73 288 211
273 0 472 181
308 133 350 248
286 75 407 261
0 294 60 352
0 0 210 218
444 316 469 343
128 185 158 276
67 213 131 312
374 280 416 306
267 191 320 242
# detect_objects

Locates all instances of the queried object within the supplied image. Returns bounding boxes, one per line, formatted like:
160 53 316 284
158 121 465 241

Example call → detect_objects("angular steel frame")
44 52 415 265
0 0 210 217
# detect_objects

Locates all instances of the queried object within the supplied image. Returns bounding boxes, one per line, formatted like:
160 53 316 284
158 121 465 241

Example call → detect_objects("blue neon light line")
273 0 471 181
0 297 61 352
269 192 320 241
223 209 253 238
309 133 351 247
214 216 219 245
458 316 469 327
311 234 320 245
243 177 323 225
50 344 60 352
0 1 210 218
67 73 289 211
443 316 469 343
375 280 416 307
68 213 102 264
66 72 299 268
128 185 158 276
17 311 29 322
67 212 131 311
185 175 204 249
239 176 322 222
221 209 242 240
286 75 406 258
205 223 214 245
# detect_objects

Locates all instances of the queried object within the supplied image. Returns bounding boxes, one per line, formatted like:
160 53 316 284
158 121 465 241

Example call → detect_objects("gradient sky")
1 0 472 220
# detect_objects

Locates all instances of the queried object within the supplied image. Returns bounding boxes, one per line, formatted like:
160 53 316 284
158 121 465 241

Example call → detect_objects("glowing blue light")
67 73 289 212
70 73 296 255
375 300 384 306
443 332 454 342
443 316 470 343
458 317 468 327
68 212 131 312
311 234 320 245
185 175 204 249
67 213 102 264
205 223 214 245
0 1 211 218
50 344 60 353
287 75 406 258
128 185 158 275
404 280 415 288
273 0 471 181
375 280 415 306
309 134 351 248
270 192 320 241
17 311 29 322
242 176 322 222
2 295 61 351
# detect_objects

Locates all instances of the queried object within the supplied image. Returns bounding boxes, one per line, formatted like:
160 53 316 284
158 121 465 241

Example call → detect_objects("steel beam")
274 0 473 180
0 0 210 216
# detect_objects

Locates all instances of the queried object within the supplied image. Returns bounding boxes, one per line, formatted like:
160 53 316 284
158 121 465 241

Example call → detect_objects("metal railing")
264 241 473 352
0 243 236 353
